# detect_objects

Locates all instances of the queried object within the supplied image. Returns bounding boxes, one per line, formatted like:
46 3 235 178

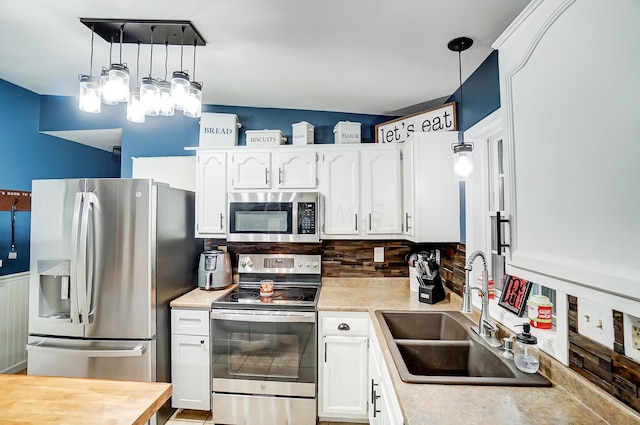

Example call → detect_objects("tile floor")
165 409 356 425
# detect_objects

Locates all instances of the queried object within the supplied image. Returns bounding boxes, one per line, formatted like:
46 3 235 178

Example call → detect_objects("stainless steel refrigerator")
26 178 202 424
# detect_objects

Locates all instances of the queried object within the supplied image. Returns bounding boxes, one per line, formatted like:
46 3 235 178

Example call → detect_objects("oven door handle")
211 309 316 323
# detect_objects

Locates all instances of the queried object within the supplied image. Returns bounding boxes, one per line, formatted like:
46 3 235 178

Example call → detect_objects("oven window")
229 202 293 234
211 318 316 384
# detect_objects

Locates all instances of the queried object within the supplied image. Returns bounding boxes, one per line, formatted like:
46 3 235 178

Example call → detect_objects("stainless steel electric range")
210 254 321 425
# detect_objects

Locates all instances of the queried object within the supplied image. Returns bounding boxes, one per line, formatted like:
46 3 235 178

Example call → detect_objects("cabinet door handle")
337 323 350 331
371 378 377 403
200 340 205 344
279 167 283 184
265 168 269 185
324 342 327 363
405 212 411 231
220 213 224 229
369 213 372 231
355 213 358 231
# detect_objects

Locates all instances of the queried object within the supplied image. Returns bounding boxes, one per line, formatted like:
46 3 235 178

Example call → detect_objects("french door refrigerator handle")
76 193 90 325
84 192 100 320
27 342 146 358
70 193 83 325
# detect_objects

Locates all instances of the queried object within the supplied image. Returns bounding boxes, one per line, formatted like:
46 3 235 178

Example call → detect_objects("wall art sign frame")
498 275 532 317
375 102 457 143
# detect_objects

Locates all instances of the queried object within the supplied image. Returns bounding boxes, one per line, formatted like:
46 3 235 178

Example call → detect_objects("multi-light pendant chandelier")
78 19 206 123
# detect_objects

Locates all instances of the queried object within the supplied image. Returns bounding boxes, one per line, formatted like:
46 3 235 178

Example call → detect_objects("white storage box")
199 113 242 147
245 129 287 147
333 121 361 144
292 121 315 145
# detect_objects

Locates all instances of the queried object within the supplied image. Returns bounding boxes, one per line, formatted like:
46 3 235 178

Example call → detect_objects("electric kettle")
198 250 232 290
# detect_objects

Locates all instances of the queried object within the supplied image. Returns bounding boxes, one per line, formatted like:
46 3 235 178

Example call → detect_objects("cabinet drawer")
321 313 369 337
171 309 210 336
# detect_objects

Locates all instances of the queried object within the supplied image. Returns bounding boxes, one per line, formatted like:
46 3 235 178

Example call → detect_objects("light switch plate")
0 259 3 267
374 247 384 263
577 298 614 349
623 313 640 363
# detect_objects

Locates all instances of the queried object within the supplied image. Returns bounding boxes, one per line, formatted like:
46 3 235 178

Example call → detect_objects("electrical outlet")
374 247 384 263
0 259 3 267
623 313 640 363
577 298 614 349
8 251 17 260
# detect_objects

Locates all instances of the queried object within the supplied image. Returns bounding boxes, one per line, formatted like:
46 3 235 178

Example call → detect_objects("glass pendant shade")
140 77 160 116
105 63 130 103
183 82 202 118
171 71 190 110
99 69 118 105
453 143 474 181
78 75 101 113
158 80 174 116
126 89 145 123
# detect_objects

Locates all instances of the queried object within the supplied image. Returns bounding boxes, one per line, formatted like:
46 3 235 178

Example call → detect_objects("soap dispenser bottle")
514 322 540 373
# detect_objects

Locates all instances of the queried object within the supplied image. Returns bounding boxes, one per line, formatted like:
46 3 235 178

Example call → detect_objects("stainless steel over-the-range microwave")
227 192 319 243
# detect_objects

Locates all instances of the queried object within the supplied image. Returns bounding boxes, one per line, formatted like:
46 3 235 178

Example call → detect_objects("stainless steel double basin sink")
375 310 551 387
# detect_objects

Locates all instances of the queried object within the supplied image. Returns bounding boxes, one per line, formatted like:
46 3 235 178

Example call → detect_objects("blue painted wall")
0 79 120 276
39 96 395 178
447 51 501 243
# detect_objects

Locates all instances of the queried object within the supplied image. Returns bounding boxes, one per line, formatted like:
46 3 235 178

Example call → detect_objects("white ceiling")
0 0 528 117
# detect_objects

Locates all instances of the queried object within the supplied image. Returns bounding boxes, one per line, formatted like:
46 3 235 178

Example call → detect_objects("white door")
229 152 271 189
275 150 318 189
321 335 368 417
195 152 227 236
363 148 402 234
171 334 210 410
321 150 360 235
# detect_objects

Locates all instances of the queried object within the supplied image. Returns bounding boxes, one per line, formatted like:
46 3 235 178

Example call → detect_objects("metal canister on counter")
527 295 553 329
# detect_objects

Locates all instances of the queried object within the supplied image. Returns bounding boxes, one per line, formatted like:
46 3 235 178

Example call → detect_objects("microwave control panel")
298 202 316 234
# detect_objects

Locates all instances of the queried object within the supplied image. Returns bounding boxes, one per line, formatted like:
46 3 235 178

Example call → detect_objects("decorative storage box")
199 113 242 147
292 121 315 145
245 129 287 147
333 121 361 144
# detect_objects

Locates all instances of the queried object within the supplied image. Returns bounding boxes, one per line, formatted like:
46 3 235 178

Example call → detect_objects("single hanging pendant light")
448 36 475 181
159 41 174 116
127 42 145 123
140 27 160 116
105 25 130 103
171 26 190 111
100 38 118 105
78 24 101 113
184 39 202 118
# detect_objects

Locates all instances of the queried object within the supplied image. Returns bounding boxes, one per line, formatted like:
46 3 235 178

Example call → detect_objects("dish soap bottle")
514 322 540 373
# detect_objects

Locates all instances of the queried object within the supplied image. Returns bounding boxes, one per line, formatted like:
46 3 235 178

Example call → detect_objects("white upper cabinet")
195 151 227 237
401 132 460 243
321 149 360 236
493 0 640 304
363 148 402 234
228 149 318 190
228 151 271 190
274 150 318 189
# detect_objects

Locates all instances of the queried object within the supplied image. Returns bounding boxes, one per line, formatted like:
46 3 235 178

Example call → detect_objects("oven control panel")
237 254 321 274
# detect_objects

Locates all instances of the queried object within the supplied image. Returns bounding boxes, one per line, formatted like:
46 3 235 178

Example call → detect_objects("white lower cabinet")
171 309 211 411
369 323 403 425
318 312 369 420
318 312 403 424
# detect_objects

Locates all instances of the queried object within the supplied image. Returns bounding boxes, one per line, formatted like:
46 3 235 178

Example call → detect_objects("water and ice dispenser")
37 259 71 320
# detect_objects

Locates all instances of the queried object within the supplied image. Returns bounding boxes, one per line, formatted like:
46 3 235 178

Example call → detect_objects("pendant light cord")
149 27 154 78
458 49 464 142
89 24 95 76
164 42 169 81
136 42 140 84
192 39 197 81
119 24 124 63
180 26 185 72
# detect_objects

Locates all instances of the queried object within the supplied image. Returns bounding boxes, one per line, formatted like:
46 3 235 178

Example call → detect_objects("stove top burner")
213 285 319 310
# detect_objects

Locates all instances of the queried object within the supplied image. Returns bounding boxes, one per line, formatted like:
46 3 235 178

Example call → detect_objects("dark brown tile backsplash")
568 295 640 413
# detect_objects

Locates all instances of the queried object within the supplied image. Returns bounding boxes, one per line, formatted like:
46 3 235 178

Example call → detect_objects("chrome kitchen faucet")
461 250 502 348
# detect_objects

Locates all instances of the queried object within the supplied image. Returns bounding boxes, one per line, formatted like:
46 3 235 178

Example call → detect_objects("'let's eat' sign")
375 102 457 143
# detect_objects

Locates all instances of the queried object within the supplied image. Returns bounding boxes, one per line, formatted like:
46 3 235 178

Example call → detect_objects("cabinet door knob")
200 340 205 344
337 323 350 331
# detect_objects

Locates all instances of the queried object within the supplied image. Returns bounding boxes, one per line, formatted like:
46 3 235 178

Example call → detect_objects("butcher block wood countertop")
0 374 171 424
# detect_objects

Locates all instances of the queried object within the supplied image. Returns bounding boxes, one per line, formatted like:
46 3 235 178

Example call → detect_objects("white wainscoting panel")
0 272 29 373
